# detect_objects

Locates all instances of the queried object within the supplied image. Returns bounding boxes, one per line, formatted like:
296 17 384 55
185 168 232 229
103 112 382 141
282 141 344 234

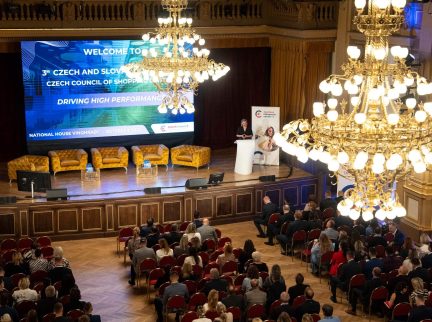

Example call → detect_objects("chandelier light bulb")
390 153 403 165
399 47 409 58
392 0 406 8
362 210 374 222
327 98 338 109
355 0 366 9
353 75 363 85
404 76 415 86
319 80 331 93
349 208 360 220
386 158 398 170
415 110 427 123
417 83 428 96
406 97 417 109
348 84 359 95
387 88 399 99
319 151 331 164
375 0 390 9
331 83 343 97
413 161 427 173
337 151 350 164
408 149 422 162
357 151 369 163
198 39 205 46
354 113 366 125
351 96 360 106
372 163 385 174
347 46 361 59
308 148 320 161
386 209 397 220
313 102 325 117
387 113 400 125
390 46 401 58
373 47 386 60
375 209 387 221
373 153 386 165
425 152 432 164
328 158 340 172
327 110 339 122
142 33 150 41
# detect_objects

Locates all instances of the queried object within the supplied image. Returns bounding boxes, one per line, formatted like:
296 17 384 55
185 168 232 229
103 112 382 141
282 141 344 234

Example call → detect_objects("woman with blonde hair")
301 314 313 322
174 235 189 257
410 277 429 306
184 223 201 242
12 277 38 304
216 303 233 322
419 233 431 257
181 261 196 281
4 251 28 277
310 232 334 274
156 238 173 262
277 312 292 322
216 242 235 268
203 289 220 312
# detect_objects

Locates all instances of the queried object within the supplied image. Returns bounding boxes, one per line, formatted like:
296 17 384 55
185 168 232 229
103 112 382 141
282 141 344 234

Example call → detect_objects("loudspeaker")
144 187 161 194
185 178 208 189
259 175 276 182
0 196 17 204
46 188 68 201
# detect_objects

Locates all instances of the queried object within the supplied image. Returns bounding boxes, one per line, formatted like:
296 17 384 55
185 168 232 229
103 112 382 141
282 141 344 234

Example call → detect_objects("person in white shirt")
184 223 201 242
12 277 38 304
183 247 203 267
155 238 174 262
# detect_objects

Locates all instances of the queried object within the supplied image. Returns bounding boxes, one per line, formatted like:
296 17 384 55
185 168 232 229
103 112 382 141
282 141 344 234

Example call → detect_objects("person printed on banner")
258 126 278 152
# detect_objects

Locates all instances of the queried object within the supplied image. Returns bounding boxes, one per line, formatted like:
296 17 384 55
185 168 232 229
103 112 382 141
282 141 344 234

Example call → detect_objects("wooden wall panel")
82 208 103 231
117 205 138 228
237 193 253 214
196 197 213 218
0 213 15 235
284 187 299 208
163 201 182 223
140 203 159 225
33 211 54 234
216 196 232 217
301 184 317 205
58 209 78 233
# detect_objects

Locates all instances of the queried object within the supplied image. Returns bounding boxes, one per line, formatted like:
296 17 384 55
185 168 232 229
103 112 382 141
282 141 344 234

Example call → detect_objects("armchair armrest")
117 147 128 158
170 145 184 159
118 147 129 166
132 146 143 166
91 148 103 169
192 147 211 164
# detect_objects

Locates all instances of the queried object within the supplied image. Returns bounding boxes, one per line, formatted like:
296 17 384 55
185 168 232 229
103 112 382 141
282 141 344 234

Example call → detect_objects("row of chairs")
0 236 51 254
15 299 84 322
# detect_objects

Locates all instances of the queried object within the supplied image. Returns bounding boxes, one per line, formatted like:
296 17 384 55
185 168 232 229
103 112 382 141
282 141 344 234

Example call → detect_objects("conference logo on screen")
255 110 263 118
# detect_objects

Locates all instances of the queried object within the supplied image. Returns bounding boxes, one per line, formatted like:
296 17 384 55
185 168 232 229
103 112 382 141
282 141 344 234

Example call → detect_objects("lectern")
234 140 255 175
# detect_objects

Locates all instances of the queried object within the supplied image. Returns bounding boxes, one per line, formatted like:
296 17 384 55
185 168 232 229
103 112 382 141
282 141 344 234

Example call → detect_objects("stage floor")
0 148 311 203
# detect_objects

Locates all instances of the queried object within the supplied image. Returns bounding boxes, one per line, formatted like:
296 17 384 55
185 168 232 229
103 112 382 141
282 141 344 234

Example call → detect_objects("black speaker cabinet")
185 178 208 189
46 188 68 201
144 187 162 194
259 175 276 182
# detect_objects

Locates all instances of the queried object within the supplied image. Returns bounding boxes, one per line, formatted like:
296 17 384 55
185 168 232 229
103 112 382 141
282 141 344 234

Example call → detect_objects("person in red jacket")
329 241 348 277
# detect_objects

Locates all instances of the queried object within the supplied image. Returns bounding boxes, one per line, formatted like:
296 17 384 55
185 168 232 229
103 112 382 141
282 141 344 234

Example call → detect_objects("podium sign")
234 139 255 175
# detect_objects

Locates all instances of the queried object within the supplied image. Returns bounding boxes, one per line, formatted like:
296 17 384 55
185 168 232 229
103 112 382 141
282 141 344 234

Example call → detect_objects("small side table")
136 164 158 178
81 169 100 182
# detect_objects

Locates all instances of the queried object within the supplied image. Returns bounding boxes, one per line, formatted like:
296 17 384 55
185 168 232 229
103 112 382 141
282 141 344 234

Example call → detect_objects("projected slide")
21 40 194 148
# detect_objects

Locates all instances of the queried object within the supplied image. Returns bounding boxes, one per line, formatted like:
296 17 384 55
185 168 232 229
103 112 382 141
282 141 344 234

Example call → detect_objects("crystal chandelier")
121 0 230 115
274 0 432 221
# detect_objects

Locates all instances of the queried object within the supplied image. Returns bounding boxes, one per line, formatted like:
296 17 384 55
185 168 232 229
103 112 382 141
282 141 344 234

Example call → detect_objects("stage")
0 148 318 240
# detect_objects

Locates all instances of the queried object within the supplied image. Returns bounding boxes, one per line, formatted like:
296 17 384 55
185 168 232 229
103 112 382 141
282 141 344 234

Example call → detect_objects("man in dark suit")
287 273 309 305
367 227 387 248
154 271 189 322
408 258 430 283
36 285 57 320
407 294 432 322
330 250 362 303
388 222 405 247
295 287 320 321
346 267 383 316
265 205 293 246
202 268 228 295
319 190 337 212
363 247 383 280
222 286 244 311
193 210 203 229
276 210 308 254
163 224 182 245
253 196 278 238
334 212 353 229
421 245 432 269
53 302 72 322
140 218 154 237
270 292 291 320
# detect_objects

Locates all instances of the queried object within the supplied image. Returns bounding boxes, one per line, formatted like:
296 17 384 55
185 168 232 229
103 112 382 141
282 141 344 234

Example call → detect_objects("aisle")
57 222 379 322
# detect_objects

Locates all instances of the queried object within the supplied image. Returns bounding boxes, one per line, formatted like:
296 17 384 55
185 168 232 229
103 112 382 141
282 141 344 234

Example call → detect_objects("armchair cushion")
60 160 80 167
7 155 49 181
176 154 193 162
103 157 121 164
131 144 169 167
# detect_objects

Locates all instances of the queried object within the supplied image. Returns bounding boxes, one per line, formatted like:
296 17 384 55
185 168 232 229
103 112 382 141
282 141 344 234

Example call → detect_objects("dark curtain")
0 53 26 161
194 47 271 149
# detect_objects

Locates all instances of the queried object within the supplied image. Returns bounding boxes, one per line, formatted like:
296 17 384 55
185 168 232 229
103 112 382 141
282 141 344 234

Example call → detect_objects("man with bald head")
253 196 278 238
270 292 292 320
197 217 218 244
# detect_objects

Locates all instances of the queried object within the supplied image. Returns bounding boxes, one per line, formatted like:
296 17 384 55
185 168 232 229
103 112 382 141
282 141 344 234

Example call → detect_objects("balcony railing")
0 0 339 30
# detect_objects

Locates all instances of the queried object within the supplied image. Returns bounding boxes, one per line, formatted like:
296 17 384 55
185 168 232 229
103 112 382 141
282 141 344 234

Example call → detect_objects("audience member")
329 241 348 277
367 227 387 248
384 281 409 311
64 286 85 313
181 262 197 282
0 268 12 292
78 315 90 322
128 237 155 286
253 196 278 238
242 265 262 292
310 232 334 275
36 285 57 320
4 252 28 277
216 303 233 322
353 240 367 262
418 233 431 257
53 302 71 322
262 264 285 309
183 247 203 267
139 218 154 237
363 247 383 280
0 314 11 322
126 227 141 260
388 221 405 247
276 210 308 255
319 191 337 212
155 238 174 262
409 277 429 306
318 304 340 322
49 247 70 270
335 191 344 204
12 277 38 304
216 243 235 268
146 227 160 248
294 287 320 321
251 251 268 272
245 279 266 308
222 286 244 311
184 223 201 243
301 314 313 322
276 312 291 322
198 218 218 243
238 240 255 273
190 236 202 250
202 269 228 295
193 210 203 229
83 302 101 322
323 220 338 241
329 250 361 303
269 292 290 320
399 237 417 259
346 267 383 316
174 235 190 258
408 258 430 282
421 243 432 268
266 203 292 246
334 211 353 229
154 271 189 322
28 248 49 273
26 309 38 322
203 289 220 313
407 294 432 322
164 223 183 245
287 273 309 305
382 246 402 273
365 218 379 237
0 293 18 322
0 278 11 307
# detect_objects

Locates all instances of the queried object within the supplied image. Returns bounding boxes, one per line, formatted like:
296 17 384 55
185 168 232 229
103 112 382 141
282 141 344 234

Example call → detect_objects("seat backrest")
234 273 246 286
181 311 199 322
188 292 207 308
140 258 157 271
40 246 54 258
227 306 241 320
268 213 279 225
17 237 33 250
215 228 222 238
322 207 335 219
232 248 243 259
370 286 388 302
148 268 165 281
349 274 366 289
218 237 232 249
36 236 51 247
192 264 203 278
30 270 49 285
269 299 281 312
67 309 84 321
204 262 220 274
209 250 224 262
1 238 17 251
164 224 172 233
292 230 306 242
183 280 197 294
179 221 190 232
375 245 385 258
42 313 56 322
166 295 186 310
221 261 238 275
280 222 290 234
205 310 219 321
384 232 395 243
292 295 306 309
159 256 176 268
204 239 216 252
11 273 26 287
308 229 321 241
16 300 36 318
198 251 210 266
247 304 264 319
320 251 334 264
392 302 411 320
311 314 321 322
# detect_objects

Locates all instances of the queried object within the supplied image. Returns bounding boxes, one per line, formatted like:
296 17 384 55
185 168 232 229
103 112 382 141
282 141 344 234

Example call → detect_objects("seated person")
276 210 308 254
83 302 101 322
250 251 268 272
216 243 236 268
245 279 266 308
287 273 309 305
222 286 244 311
329 251 361 303
294 287 320 322
203 289 220 313
140 218 154 237
407 294 432 322
262 264 286 310
310 232 334 275
202 269 228 295
253 196 278 238
184 223 201 243
242 265 262 293
155 238 174 262
12 277 38 304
